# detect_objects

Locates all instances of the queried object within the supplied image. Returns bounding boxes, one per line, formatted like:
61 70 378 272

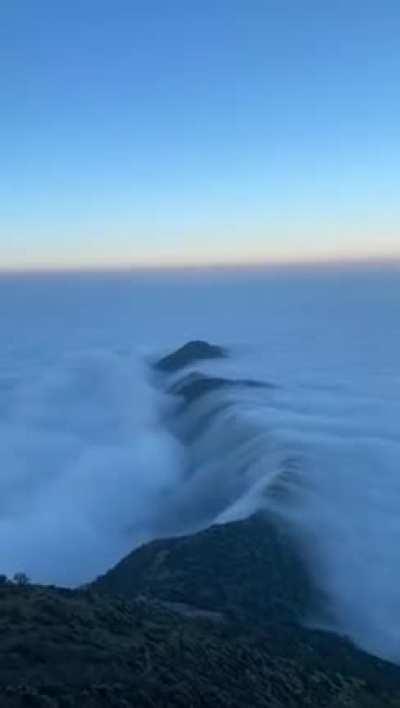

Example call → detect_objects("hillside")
1 577 400 707
93 513 312 626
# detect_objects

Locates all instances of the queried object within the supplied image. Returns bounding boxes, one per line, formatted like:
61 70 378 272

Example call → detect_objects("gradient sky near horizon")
1 0 400 269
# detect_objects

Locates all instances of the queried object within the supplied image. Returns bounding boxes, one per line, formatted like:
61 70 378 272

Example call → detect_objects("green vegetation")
93 513 312 627
1 514 399 705
1 580 400 707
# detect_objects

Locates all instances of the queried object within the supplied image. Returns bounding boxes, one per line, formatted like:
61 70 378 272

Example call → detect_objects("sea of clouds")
0 265 400 662
0 348 185 585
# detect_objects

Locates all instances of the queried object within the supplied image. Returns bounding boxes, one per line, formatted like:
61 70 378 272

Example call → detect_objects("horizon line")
1 253 400 276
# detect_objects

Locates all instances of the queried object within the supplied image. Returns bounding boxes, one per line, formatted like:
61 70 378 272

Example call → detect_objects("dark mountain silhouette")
169 370 275 406
154 340 227 373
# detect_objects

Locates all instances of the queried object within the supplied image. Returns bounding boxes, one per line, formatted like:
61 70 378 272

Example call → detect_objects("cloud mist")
1 268 400 665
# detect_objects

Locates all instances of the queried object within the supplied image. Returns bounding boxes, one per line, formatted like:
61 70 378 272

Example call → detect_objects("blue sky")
1 0 399 269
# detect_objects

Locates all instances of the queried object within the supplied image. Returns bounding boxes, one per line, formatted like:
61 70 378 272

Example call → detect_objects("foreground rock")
154 340 227 373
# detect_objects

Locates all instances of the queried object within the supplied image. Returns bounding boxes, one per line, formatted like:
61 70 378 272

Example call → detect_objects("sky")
1 0 399 270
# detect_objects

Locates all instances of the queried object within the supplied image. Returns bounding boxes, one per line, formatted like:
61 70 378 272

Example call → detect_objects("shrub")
13 572 30 586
